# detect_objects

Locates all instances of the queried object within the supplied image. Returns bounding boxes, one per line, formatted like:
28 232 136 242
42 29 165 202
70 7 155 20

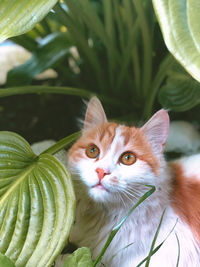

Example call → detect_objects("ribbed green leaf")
0 131 75 267
158 64 200 111
7 32 72 86
152 0 200 82
0 0 58 43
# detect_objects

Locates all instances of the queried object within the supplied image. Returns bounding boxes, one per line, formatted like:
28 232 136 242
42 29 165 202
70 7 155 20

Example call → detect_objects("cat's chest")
69 197 200 267
69 200 163 262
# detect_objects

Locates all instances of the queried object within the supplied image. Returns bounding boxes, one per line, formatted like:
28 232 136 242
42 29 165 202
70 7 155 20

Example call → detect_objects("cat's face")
68 97 169 204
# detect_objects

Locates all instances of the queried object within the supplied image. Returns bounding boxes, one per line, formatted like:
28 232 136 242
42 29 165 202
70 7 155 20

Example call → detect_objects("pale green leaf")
0 252 16 267
0 131 75 267
0 0 58 42
152 0 200 82
63 247 93 267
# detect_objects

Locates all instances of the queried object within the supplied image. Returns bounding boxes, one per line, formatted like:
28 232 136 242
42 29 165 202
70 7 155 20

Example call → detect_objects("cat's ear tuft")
141 109 169 153
83 96 107 131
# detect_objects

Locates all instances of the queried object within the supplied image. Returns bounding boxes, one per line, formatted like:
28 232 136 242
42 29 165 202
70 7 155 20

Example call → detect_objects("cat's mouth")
92 183 109 192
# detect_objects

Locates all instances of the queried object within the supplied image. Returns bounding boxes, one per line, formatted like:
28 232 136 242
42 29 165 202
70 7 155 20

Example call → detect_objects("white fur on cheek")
77 159 99 187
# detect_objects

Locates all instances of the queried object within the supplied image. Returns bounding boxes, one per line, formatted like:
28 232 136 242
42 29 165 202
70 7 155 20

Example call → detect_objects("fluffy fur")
57 97 200 266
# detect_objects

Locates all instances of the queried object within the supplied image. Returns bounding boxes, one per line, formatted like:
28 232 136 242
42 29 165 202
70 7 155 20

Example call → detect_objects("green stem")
133 0 152 96
41 132 81 155
0 86 123 107
92 185 156 267
143 54 175 119
0 86 92 98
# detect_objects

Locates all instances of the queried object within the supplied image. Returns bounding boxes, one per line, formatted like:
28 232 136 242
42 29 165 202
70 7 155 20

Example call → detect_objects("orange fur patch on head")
171 163 200 243
68 123 118 163
120 126 160 175
68 122 160 175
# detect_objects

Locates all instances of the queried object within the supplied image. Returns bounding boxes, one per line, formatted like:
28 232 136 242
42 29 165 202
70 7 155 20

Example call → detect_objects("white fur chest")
69 195 200 267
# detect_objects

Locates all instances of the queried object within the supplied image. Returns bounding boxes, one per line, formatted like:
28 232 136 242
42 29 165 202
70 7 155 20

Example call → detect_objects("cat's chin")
88 185 111 202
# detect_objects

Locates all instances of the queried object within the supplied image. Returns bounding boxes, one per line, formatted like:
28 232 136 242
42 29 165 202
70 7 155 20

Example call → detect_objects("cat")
56 96 200 267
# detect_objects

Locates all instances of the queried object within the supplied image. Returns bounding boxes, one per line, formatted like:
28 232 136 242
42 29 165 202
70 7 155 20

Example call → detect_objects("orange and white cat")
57 97 200 266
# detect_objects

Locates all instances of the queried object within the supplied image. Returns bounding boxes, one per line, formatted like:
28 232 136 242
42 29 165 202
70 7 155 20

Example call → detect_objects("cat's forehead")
81 122 148 151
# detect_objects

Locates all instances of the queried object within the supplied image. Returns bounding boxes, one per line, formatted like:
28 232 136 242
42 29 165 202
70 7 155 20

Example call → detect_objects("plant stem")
0 86 92 98
41 132 81 155
143 54 175 119
92 185 156 267
0 86 123 107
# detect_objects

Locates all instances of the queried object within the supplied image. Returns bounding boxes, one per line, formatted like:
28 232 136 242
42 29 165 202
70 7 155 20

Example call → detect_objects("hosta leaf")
0 131 75 267
152 0 200 83
158 64 200 111
63 247 93 267
0 1 58 43
0 252 16 267
7 32 72 86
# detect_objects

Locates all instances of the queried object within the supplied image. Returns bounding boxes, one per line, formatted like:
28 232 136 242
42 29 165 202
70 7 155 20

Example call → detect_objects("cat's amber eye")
86 144 100 159
120 151 136 165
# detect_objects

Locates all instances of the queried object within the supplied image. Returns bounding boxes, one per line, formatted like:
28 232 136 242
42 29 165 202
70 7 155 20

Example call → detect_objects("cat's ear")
141 109 169 153
83 96 107 131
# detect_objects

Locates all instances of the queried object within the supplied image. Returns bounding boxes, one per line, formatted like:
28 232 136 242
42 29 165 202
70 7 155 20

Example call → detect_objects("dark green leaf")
0 131 75 267
63 247 93 267
7 32 72 86
158 64 200 111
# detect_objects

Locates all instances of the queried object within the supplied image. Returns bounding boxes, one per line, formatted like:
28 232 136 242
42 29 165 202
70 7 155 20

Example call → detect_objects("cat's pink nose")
96 168 110 182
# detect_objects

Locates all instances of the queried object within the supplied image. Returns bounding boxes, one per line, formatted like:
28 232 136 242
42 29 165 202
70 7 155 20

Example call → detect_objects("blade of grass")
132 0 152 96
108 242 134 265
113 0 125 52
103 0 115 87
175 233 180 267
136 218 178 267
70 0 120 91
145 209 166 267
54 4 106 93
143 54 175 119
62 1 84 31
116 19 140 91
132 46 141 94
92 185 156 267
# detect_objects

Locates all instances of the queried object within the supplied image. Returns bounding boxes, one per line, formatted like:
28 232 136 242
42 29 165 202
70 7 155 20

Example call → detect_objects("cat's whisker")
119 187 142 203
120 189 138 203
116 191 127 209
120 190 133 204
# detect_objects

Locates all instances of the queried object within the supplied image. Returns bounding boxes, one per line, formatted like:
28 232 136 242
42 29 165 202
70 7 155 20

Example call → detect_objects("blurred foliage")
2 0 199 124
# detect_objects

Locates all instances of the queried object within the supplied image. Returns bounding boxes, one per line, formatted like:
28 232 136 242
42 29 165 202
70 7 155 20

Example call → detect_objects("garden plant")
0 0 200 266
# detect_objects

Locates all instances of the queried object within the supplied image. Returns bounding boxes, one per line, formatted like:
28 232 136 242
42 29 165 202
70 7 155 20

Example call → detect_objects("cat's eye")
86 144 100 159
119 151 136 165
